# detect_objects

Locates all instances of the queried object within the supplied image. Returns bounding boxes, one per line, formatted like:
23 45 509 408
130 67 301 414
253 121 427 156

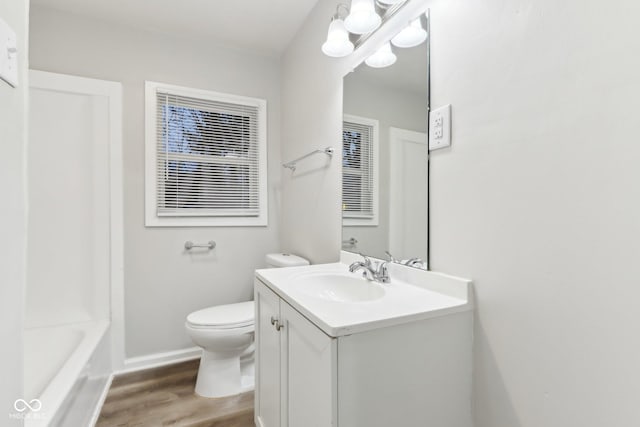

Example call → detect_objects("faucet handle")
358 253 372 267
405 257 425 267
384 251 397 262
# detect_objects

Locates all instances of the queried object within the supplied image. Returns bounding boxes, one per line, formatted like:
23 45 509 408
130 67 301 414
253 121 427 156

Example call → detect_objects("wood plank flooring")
96 359 254 427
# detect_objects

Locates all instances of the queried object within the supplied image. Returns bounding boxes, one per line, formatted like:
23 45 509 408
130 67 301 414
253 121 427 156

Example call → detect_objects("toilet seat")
187 301 254 329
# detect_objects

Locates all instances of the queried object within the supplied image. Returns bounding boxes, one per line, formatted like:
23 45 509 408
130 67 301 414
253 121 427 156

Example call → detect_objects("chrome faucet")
385 251 426 269
349 254 390 283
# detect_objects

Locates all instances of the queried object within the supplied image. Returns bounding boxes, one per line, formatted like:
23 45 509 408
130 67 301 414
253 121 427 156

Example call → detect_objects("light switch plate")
429 104 451 150
0 17 18 88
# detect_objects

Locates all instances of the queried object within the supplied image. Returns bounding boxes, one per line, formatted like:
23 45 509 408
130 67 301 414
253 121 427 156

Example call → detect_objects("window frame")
342 114 379 227
144 81 268 227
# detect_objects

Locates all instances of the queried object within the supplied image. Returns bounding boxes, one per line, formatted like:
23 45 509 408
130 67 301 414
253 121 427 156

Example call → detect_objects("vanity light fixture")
321 0 420 64
365 41 397 68
322 5 355 58
391 17 427 48
344 0 381 35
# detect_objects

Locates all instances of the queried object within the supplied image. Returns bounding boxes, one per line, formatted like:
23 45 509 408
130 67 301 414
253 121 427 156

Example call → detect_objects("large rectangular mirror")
342 12 429 269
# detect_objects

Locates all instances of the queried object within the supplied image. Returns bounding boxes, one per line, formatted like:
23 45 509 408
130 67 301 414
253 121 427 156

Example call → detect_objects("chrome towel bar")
184 241 216 250
283 147 334 172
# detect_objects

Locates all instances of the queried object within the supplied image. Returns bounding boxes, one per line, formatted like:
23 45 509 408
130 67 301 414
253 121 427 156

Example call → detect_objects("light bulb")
365 42 397 68
391 18 427 48
322 18 354 57
344 0 381 35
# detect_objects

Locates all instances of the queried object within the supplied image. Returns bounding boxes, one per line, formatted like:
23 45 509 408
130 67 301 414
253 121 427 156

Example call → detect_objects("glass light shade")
322 18 355 57
344 0 381 35
365 42 397 68
377 0 404 4
391 18 427 48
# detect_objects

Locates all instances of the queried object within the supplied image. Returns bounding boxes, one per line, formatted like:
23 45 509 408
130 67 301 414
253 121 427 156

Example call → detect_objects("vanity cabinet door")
281 302 337 427
255 281 282 427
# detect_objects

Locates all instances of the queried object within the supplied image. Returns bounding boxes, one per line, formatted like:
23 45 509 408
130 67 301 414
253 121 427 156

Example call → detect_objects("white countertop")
255 255 473 338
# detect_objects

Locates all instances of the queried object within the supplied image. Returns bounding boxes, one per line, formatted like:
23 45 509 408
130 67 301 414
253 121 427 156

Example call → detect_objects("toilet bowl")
185 301 255 398
185 253 309 398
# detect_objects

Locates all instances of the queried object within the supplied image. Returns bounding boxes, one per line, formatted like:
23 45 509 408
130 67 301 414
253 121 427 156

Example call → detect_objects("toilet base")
195 350 254 398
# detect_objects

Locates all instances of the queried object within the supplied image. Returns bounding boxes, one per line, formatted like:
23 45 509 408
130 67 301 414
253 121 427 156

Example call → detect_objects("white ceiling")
31 0 320 56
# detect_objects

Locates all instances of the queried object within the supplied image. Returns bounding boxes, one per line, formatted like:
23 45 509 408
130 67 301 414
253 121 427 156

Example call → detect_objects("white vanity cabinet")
255 279 337 427
254 273 473 427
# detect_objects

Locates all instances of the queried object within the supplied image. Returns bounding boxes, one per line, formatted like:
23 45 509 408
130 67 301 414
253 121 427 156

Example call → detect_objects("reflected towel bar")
283 147 334 172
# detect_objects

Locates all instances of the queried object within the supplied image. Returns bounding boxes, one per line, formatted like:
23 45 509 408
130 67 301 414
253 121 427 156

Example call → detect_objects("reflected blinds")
342 119 374 219
155 90 260 217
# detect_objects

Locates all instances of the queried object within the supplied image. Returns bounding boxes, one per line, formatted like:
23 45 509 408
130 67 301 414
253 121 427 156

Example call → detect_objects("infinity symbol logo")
14 399 42 412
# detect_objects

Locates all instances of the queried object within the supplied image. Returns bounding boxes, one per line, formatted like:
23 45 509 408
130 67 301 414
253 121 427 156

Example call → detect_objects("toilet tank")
265 253 309 268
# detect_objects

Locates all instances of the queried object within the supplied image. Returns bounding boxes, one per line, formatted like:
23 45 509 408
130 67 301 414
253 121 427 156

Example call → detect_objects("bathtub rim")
24 320 109 427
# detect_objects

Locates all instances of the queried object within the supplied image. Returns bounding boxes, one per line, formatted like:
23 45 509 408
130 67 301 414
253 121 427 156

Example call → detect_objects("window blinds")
155 90 261 217
343 119 374 219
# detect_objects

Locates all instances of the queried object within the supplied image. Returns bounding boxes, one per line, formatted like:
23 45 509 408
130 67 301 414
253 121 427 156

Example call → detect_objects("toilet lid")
187 301 254 328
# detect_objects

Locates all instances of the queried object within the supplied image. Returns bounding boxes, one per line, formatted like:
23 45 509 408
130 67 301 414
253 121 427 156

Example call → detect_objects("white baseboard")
119 347 202 375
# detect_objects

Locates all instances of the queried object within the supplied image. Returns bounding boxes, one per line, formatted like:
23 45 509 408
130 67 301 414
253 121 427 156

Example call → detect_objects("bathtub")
23 320 111 427
25 71 124 427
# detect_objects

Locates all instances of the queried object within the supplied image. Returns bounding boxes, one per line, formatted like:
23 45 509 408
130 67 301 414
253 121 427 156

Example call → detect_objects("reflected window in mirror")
341 12 429 269
342 115 379 226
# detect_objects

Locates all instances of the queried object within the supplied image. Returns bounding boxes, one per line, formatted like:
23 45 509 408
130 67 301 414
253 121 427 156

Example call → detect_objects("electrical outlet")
429 104 451 150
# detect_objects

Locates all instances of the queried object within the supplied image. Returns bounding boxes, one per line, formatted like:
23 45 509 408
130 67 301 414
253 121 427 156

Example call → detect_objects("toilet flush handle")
270 316 284 331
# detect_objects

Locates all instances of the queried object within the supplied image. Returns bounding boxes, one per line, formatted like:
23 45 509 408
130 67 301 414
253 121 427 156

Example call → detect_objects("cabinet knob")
270 316 284 331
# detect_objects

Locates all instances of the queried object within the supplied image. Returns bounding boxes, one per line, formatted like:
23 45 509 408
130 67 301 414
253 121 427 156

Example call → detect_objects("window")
145 82 267 226
342 114 379 226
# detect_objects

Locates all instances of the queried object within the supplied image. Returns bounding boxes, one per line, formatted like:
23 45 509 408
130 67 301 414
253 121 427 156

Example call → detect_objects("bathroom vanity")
254 254 473 427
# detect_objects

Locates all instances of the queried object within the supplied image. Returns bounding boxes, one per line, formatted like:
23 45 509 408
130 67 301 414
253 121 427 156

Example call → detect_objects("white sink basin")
256 260 472 337
295 273 385 303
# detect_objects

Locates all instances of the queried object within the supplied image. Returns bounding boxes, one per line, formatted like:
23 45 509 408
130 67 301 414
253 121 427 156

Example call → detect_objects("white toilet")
185 253 309 398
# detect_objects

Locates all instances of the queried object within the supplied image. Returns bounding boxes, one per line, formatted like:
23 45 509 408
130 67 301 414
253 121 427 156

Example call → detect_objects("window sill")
343 218 379 227
145 215 268 227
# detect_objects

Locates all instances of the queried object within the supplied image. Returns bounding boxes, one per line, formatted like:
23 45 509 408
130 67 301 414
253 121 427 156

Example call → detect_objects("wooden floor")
96 359 255 427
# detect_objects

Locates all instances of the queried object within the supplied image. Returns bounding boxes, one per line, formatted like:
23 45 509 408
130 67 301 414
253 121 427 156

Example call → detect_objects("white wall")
0 1 28 424
29 6 282 358
343 76 426 258
285 0 640 425
279 0 345 264
427 0 640 425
